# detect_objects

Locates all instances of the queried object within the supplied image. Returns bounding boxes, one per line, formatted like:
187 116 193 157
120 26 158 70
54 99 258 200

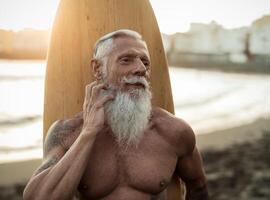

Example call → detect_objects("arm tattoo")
44 121 76 154
34 156 60 175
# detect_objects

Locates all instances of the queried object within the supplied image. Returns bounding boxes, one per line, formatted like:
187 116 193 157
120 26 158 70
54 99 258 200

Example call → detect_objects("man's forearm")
42 131 96 198
24 129 97 200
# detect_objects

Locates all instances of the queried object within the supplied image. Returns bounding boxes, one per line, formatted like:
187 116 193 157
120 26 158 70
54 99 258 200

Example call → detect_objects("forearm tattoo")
34 156 60 175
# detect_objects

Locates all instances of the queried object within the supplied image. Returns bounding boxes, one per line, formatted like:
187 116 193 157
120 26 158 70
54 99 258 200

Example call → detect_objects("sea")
0 59 270 163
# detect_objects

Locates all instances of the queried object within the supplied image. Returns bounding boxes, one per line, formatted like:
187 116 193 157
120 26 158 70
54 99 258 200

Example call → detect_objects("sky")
0 0 270 34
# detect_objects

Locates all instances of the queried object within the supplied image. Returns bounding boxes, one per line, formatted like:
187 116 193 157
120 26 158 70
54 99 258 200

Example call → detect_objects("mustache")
121 76 149 89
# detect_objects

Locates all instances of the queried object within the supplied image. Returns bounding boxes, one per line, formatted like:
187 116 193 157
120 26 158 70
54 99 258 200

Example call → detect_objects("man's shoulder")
44 112 83 154
47 112 83 135
152 107 191 132
152 107 195 155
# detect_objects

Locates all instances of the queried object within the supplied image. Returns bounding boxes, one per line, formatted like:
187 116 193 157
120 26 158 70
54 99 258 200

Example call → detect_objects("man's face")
103 37 151 92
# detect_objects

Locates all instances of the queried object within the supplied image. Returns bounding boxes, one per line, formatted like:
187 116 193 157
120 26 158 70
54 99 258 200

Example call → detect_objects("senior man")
23 29 208 200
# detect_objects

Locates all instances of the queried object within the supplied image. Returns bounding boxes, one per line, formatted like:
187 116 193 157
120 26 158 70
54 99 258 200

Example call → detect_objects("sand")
0 159 41 186
201 128 270 199
196 117 270 151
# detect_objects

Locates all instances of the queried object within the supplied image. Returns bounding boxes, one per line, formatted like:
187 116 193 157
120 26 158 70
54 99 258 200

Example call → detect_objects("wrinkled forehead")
108 37 150 58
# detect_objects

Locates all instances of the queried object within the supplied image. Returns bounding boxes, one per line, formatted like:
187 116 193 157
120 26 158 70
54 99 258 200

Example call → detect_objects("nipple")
160 181 166 187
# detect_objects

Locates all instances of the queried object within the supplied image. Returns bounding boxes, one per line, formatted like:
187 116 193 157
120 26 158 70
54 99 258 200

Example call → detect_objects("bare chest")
78 130 178 199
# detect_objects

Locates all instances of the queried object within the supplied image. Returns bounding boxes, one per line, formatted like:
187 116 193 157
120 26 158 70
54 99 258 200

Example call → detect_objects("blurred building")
0 30 13 54
166 15 270 71
161 33 172 53
250 15 270 55
12 29 49 52
0 29 49 59
172 22 222 54
219 27 249 63
0 14 269 68
171 22 249 63
186 22 222 54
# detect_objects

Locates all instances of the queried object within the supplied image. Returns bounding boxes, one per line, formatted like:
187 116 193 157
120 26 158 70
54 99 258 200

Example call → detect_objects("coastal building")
12 29 49 52
0 29 49 59
172 22 222 54
172 32 193 53
218 27 248 54
250 15 270 55
218 27 249 63
188 22 222 54
0 15 269 62
171 22 249 63
161 33 172 53
0 29 13 55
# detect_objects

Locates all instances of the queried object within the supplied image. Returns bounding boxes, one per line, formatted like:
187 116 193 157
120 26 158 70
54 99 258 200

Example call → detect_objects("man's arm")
23 120 98 200
176 124 209 200
23 82 114 200
177 147 209 200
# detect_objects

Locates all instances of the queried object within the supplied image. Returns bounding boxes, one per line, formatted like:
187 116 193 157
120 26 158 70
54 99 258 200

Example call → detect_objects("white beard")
104 78 152 146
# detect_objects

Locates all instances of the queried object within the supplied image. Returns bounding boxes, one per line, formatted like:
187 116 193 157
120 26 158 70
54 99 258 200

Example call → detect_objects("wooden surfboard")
44 0 183 199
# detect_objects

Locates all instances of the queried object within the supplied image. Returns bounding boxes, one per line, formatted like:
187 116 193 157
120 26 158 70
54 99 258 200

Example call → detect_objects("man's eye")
142 59 150 66
120 57 131 64
143 61 149 66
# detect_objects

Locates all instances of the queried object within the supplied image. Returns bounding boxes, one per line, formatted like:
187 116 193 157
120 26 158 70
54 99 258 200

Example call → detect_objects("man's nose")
132 58 146 76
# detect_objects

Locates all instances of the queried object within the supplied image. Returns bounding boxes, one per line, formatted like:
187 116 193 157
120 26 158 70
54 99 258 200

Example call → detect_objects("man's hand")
82 81 115 135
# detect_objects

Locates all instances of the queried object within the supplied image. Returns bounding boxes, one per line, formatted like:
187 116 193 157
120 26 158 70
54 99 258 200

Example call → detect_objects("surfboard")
44 0 183 199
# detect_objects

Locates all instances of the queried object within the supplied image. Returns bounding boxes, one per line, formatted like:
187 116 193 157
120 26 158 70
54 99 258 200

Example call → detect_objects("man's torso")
55 108 189 200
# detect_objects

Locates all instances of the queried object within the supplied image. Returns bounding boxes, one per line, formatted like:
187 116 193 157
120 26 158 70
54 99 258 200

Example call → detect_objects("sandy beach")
200 120 270 199
196 117 270 151
0 117 270 199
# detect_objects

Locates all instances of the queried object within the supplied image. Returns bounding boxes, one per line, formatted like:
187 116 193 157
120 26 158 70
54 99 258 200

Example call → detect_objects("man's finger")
95 95 115 109
85 81 97 100
83 81 97 109
91 83 108 100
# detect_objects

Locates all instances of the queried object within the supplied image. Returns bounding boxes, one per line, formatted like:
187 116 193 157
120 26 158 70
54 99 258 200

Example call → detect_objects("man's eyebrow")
118 51 150 59
118 52 137 58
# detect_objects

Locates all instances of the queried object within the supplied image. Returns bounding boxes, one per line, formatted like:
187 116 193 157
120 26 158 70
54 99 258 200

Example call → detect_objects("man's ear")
91 59 102 80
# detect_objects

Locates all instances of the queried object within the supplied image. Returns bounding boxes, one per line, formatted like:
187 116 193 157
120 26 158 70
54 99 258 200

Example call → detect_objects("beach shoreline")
196 117 270 151
0 159 41 186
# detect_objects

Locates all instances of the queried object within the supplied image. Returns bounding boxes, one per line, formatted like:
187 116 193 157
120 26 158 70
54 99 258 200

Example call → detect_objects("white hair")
93 29 145 78
93 29 143 59
104 76 152 146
